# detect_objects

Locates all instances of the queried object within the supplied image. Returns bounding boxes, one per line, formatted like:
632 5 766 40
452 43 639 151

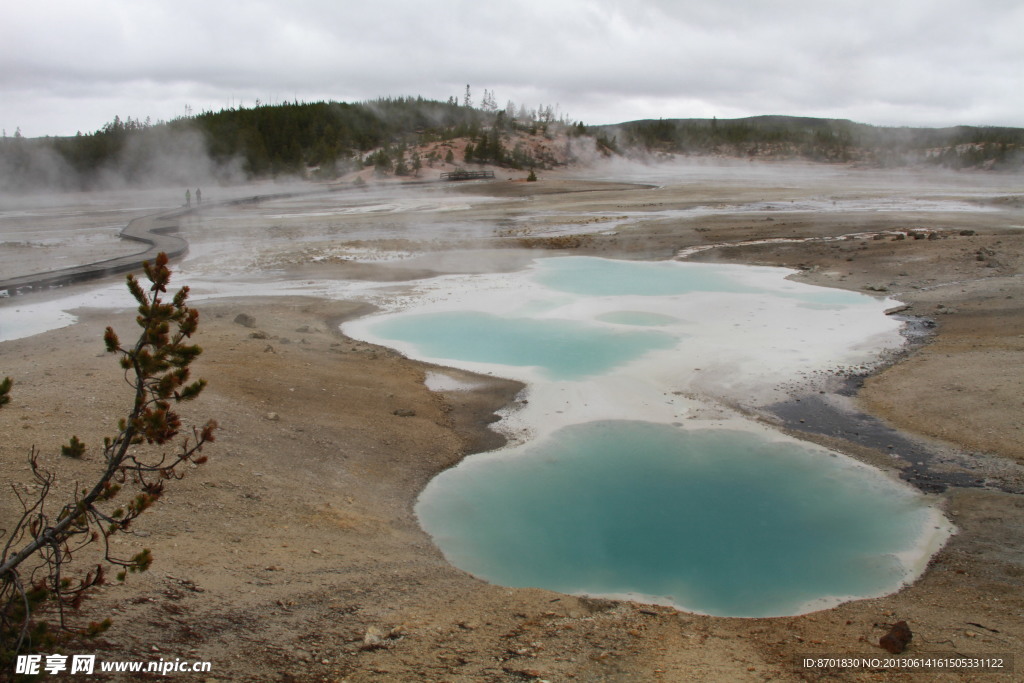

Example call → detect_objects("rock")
249 331 268 339
393 408 416 417
879 620 912 654
361 627 387 650
265 412 280 421
234 313 256 328
361 625 404 651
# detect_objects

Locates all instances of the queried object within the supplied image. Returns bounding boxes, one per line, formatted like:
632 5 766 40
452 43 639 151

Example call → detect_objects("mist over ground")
0 121 248 193
3 97 1023 199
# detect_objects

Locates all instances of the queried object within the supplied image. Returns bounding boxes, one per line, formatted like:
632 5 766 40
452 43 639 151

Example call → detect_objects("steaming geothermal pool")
2 170 974 616
344 255 952 617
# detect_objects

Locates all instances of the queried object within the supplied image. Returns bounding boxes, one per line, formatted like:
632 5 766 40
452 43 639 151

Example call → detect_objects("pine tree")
0 254 215 663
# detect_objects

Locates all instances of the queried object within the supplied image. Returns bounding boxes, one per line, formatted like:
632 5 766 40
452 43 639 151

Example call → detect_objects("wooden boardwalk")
0 188 328 296
440 169 495 181
0 207 194 296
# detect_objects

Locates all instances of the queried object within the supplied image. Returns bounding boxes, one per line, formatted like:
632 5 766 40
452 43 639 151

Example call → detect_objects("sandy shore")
2 162 1023 681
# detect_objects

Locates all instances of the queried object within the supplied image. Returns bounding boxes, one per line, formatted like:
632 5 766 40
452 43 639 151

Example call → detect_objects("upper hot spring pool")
344 256 952 616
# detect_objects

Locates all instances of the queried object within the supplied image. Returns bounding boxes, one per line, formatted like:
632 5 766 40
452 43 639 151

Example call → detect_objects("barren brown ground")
2 164 1023 681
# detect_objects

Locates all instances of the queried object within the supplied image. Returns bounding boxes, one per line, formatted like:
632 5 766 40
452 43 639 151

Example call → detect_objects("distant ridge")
599 115 1024 168
2 101 1022 194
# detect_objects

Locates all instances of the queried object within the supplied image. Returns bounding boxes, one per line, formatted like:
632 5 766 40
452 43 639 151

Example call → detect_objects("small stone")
880 620 912 654
361 626 388 650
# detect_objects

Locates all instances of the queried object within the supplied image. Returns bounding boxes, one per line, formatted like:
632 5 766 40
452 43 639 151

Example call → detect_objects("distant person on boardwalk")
185 189 191 207
196 188 202 205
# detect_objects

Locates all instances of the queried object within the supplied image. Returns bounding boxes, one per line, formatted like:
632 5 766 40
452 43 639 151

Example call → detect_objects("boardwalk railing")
0 190 319 296
440 170 496 181
0 209 191 296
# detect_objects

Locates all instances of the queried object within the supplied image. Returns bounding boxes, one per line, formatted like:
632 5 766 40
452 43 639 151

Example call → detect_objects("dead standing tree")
0 252 216 662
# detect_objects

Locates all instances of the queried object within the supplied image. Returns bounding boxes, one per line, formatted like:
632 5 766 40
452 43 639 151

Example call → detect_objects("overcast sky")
3 0 1022 137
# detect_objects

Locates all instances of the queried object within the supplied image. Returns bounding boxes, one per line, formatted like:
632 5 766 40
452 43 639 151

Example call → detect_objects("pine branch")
1 252 216 660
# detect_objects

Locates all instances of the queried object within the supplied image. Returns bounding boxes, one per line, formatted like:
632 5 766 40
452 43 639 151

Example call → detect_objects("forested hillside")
606 115 1024 169
0 95 581 192
2 97 1022 193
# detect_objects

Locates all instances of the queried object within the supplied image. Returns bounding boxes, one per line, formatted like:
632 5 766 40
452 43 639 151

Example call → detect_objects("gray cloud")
3 0 1022 137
